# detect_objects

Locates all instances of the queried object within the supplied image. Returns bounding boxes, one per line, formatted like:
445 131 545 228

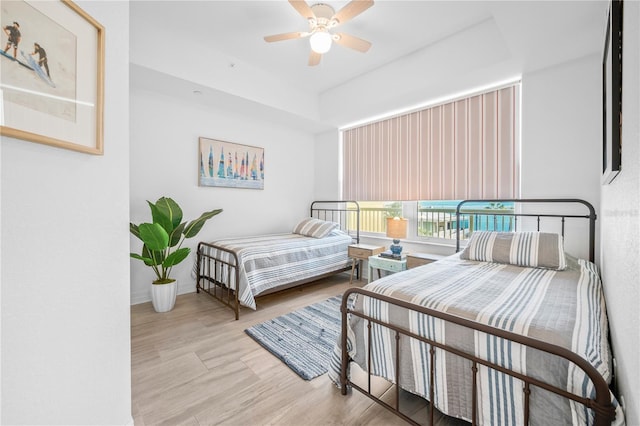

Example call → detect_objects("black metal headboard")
455 199 597 262
310 200 360 244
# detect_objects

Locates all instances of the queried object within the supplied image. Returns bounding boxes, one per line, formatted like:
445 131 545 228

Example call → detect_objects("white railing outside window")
354 200 515 243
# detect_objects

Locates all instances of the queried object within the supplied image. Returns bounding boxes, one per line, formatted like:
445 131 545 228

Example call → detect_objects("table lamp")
386 217 408 259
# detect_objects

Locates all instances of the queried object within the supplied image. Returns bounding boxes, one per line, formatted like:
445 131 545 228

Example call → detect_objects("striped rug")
245 295 342 380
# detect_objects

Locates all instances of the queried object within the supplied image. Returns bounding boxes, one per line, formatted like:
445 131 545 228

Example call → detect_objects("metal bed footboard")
196 242 241 319
196 200 360 320
339 287 616 426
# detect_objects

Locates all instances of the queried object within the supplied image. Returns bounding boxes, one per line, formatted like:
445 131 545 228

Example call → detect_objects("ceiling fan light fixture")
263 0 373 65
310 30 332 54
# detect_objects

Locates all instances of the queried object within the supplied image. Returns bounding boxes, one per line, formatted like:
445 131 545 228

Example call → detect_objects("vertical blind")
342 84 519 201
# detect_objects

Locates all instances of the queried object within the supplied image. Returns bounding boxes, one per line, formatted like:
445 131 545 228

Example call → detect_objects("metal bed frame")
196 200 360 320
339 199 617 425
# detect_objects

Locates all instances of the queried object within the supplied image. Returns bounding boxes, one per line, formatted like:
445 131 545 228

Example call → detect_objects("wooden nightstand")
348 244 385 285
368 255 407 283
406 253 446 269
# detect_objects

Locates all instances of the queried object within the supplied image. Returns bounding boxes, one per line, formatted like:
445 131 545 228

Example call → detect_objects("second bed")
196 200 360 319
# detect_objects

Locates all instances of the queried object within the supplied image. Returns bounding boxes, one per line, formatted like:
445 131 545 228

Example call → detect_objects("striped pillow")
460 231 567 270
293 218 339 238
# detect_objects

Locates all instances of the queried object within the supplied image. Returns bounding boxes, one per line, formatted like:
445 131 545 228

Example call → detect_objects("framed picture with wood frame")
602 0 623 184
199 137 265 190
0 0 105 155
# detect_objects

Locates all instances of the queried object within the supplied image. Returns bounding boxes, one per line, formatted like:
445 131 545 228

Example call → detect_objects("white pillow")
293 218 339 238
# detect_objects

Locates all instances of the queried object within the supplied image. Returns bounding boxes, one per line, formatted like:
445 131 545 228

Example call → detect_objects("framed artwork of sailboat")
198 137 264 190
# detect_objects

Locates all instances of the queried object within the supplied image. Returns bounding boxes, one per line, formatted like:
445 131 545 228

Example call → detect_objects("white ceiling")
130 0 609 129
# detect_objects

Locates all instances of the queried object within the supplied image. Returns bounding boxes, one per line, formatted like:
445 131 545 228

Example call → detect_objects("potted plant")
130 197 222 312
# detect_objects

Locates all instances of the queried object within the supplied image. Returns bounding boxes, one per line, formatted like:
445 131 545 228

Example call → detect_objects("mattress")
201 229 352 309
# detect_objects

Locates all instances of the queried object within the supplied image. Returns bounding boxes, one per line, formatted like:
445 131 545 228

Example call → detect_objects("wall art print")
0 0 104 154
199 137 264 190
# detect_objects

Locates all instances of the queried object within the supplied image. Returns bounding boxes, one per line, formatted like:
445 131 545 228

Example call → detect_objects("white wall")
600 2 640 424
519 54 602 260
314 129 341 200
0 2 132 424
130 88 317 304
0 61 3 423
520 55 601 201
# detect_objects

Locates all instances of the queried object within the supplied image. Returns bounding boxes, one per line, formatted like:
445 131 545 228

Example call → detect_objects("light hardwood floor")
131 273 460 425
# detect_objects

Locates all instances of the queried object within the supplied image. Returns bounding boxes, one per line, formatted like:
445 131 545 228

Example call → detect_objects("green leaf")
130 253 153 264
130 223 141 240
131 244 162 267
184 209 223 238
163 247 191 268
148 201 173 235
168 222 186 247
155 197 183 230
143 245 165 265
138 223 169 251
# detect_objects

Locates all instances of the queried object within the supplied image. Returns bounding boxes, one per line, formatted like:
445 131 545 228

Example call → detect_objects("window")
343 83 520 202
417 200 515 240
356 200 515 243
344 83 520 242
358 201 402 234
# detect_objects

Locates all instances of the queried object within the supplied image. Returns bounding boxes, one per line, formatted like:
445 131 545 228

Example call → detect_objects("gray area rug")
245 295 342 380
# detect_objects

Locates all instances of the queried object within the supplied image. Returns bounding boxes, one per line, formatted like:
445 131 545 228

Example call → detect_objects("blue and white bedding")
329 254 623 425
201 229 352 309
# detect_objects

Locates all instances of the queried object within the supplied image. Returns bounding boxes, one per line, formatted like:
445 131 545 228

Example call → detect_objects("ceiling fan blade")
334 33 372 52
308 50 321 66
331 0 374 26
264 32 309 42
288 0 316 21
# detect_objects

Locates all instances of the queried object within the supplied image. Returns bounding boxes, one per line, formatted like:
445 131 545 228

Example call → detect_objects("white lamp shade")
310 31 332 54
386 217 408 239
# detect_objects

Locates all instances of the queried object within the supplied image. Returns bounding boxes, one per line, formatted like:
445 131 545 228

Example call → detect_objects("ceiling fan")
264 0 374 66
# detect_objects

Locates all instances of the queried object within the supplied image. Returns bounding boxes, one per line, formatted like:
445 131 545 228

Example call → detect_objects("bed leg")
340 293 349 395
196 251 201 293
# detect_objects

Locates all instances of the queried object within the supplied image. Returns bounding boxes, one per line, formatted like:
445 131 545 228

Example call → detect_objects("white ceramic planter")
151 280 177 312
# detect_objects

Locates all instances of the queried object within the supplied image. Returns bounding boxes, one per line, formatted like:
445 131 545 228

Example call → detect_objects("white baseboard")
130 282 197 305
130 288 150 305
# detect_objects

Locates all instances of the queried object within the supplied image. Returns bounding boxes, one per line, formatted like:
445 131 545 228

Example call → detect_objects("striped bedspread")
201 230 352 310
329 254 621 425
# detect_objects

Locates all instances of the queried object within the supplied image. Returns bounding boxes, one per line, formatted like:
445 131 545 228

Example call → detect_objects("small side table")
368 255 407 283
406 253 446 269
348 244 385 285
